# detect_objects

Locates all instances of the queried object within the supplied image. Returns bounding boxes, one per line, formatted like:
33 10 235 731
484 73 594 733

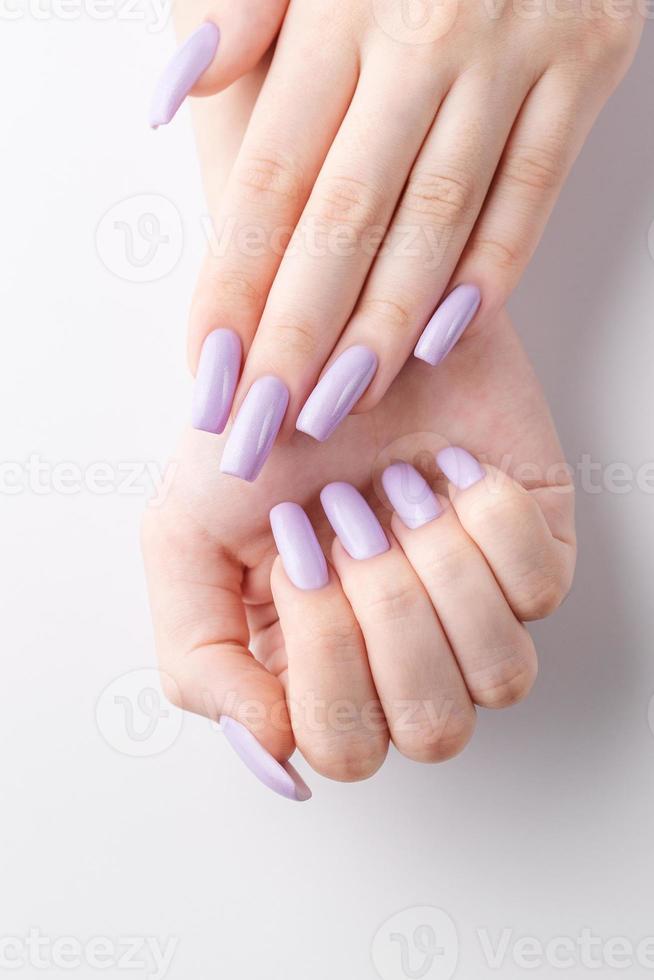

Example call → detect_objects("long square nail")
270 502 329 590
437 447 485 489
191 329 241 434
149 22 220 129
220 717 311 802
296 346 377 442
220 376 289 482
320 482 389 560
414 284 481 366
382 462 443 529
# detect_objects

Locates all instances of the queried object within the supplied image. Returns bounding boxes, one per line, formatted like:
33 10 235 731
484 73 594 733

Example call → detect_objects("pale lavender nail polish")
220 716 312 802
382 462 443 529
414 284 481 366
270 502 329 591
296 346 378 442
191 329 241 434
149 22 220 129
220 376 289 482
320 482 389 560
437 447 485 489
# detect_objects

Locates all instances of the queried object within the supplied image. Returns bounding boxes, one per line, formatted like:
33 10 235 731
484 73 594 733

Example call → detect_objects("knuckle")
199 265 263 316
511 565 569 621
303 732 386 782
312 175 381 232
365 578 422 623
470 232 523 272
467 643 538 709
421 539 481 592
503 142 565 196
236 146 306 206
269 313 319 359
403 169 475 223
357 295 413 341
395 702 475 764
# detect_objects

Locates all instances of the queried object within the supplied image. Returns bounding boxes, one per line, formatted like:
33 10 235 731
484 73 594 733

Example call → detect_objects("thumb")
141 499 311 802
149 0 289 128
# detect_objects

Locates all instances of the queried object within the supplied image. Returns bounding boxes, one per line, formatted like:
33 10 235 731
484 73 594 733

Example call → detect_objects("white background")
1 8 653 979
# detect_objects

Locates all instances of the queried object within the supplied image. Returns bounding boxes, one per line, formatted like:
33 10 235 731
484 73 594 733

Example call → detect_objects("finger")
321 483 476 763
449 66 609 321
270 503 389 782
327 65 530 413
436 447 576 622
238 54 445 439
149 0 289 127
382 462 537 709
141 504 312 802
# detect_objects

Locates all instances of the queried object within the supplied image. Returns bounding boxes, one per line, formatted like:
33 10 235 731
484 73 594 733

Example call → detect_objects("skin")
142 310 576 778
142 62 575 779
177 0 644 438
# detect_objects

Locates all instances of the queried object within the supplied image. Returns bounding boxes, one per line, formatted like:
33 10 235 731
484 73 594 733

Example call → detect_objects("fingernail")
320 482 389 560
296 346 378 442
191 329 241 434
382 462 443 529
270 502 329 591
220 376 289 482
149 22 220 129
414 284 481 366
220 716 312 802
437 447 485 489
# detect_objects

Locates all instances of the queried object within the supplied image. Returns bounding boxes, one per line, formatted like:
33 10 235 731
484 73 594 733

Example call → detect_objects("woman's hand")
153 0 643 477
142 307 576 799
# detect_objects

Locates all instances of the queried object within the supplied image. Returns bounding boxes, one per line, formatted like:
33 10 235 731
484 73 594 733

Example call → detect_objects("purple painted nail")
220 717 311 802
191 329 241 434
414 284 481 366
149 22 220 129
296 346 378 442
382 462 443 529
320 482 389 560
220 376 289 482
270 503 329 591
437 447 485 489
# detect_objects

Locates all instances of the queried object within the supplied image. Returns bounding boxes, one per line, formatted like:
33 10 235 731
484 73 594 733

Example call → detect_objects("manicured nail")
382 462 443 529
437 447 485 489
191 329 241 435
220 376 289 482
320 482 389 560
296 346 378 442
220 716 312 802
414 284 481 366
270 502 329 591
149 22 220 129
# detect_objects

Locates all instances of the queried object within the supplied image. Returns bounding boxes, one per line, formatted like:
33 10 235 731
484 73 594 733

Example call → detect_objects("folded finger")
321 483 476 762
270 502 389 781
382 462 537 708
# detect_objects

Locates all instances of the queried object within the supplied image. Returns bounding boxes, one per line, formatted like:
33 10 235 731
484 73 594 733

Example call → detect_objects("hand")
152 0 642 479
142 307 576 799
